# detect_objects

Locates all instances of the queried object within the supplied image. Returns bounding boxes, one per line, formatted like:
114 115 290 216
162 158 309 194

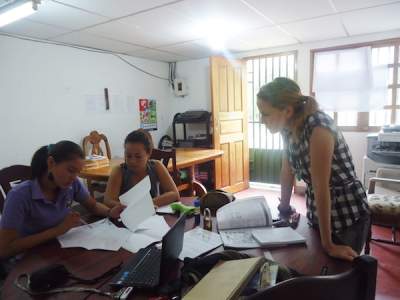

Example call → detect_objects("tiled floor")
234 188 400 300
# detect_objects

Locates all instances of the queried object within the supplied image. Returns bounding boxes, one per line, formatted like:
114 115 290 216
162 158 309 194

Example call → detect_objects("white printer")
363 125 400 186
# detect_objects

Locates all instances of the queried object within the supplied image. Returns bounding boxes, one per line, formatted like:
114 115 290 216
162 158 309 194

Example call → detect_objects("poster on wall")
139 98 157 131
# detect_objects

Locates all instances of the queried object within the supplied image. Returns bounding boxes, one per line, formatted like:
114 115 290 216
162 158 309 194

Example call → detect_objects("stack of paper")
82 155 109 170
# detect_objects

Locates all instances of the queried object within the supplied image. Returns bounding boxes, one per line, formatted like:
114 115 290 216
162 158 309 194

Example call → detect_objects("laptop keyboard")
111 246 161 288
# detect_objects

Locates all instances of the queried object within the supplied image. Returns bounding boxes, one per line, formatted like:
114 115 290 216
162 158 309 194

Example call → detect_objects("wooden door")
210 56 249 193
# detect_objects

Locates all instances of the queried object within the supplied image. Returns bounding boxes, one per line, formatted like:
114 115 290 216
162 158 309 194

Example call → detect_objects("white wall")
174 29 400 178
0 35 173 169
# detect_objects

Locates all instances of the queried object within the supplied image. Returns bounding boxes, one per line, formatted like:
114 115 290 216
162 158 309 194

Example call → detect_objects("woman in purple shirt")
0 141 125 258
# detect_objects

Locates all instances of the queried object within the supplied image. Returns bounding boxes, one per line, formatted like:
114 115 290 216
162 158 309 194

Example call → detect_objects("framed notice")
139 98 157 130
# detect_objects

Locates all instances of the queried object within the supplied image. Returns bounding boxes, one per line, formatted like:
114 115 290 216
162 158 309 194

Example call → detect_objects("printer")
363 125 400 186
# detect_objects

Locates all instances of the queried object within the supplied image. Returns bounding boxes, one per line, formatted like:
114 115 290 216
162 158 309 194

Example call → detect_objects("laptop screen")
161 214 186 263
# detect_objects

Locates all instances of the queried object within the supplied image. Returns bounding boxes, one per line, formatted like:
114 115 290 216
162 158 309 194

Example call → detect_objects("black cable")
0 32 169 81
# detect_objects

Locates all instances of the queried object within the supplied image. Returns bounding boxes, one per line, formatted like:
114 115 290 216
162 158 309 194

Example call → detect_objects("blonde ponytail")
257 78 318 140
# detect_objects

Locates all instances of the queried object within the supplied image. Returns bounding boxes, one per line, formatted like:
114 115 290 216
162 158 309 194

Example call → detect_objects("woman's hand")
108 204 126 219
324 243 358 261
56 212 81 235
277 200 294 217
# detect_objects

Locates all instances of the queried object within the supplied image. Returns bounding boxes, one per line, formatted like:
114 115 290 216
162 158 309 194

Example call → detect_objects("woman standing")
257 77 370 261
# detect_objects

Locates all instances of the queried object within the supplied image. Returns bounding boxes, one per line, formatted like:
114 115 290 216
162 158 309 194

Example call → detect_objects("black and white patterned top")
282 111 369 232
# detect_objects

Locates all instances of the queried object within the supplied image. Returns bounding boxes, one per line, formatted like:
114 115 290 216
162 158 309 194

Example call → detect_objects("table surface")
79 148 224 181
2 197 351 300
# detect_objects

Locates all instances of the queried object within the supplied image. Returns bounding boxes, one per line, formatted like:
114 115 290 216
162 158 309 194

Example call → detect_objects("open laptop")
109 214 186 289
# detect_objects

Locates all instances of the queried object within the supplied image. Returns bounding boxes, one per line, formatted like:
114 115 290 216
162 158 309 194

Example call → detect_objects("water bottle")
193 198 201 226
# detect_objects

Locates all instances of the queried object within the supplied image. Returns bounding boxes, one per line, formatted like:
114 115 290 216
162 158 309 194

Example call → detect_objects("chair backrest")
0 165 32 213
82 130 111 159
150 148 180 185
375 167 400 194
246 255 377 300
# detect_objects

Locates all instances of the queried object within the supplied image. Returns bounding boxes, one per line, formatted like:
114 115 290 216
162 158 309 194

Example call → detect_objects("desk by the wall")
79 148 224 193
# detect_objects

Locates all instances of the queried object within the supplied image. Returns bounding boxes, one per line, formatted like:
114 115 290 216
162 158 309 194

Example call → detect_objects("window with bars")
246 52 297 150
311 40 400 130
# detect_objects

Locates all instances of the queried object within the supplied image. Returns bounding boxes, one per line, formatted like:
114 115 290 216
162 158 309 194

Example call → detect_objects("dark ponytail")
31 141 84 179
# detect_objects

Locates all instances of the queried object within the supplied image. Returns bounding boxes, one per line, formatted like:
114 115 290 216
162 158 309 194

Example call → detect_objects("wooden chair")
150 148 207 197
245 255 377 300
0 165 32 213
82 130 111 197
365 168 400 254
82 130 111 159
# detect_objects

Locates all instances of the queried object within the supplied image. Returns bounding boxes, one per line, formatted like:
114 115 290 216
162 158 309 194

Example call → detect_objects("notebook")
252 227 306 247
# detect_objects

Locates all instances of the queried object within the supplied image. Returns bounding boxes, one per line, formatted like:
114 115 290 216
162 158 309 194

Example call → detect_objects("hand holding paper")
119 176 156 232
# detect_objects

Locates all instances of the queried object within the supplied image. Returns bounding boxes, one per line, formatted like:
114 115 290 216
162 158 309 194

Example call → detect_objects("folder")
183 257 264 300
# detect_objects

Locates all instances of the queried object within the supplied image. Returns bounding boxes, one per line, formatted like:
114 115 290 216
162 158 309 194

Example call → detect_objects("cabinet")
172 111 212 148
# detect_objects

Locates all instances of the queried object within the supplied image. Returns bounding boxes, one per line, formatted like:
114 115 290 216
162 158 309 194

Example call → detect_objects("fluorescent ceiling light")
193 18 244 51
0 0 40 28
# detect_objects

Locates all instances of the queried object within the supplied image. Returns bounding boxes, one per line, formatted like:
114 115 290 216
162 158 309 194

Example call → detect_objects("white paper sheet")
156 202 181 214
135 215 171 240
122 232 158 253
218 228 261 249
119 176 151 206
120 193 155 232
179 228 222 260
58 219 131 251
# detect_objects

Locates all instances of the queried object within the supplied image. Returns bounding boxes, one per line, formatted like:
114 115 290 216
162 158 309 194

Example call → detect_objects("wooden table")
2 198 351 300
79 148 224 193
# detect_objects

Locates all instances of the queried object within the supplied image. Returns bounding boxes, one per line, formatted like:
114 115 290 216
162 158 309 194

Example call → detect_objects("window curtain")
313 46 388 112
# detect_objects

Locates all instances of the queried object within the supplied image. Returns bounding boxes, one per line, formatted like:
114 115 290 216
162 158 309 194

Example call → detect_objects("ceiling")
1 0 400 62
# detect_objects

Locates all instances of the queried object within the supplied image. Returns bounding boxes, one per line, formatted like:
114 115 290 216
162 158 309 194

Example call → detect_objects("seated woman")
104 129 179 208
0 141 125 259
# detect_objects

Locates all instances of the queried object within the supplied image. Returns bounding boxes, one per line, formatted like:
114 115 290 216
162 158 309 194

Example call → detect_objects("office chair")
0 165 32 213
245 255 377 300
365 168 400 254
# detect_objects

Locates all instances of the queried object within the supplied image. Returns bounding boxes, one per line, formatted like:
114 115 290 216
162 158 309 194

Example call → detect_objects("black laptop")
109 214 186 289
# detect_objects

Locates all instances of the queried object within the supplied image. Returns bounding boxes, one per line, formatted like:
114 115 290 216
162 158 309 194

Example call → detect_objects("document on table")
122 215 171 253
156 202 181 214
179 227 222 260
58 219 131 251
122 232 158 253
218 228 261 249
135 215 171 240
119 176 156 232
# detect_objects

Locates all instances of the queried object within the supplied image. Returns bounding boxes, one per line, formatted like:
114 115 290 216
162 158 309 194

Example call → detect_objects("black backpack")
199 189 235 216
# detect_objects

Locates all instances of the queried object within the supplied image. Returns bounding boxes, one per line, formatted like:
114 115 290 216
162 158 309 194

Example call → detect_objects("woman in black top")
104 129 179 208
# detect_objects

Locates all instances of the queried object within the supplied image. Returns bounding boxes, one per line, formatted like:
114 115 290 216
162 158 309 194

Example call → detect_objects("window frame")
246 50 298 150
310 38 400 132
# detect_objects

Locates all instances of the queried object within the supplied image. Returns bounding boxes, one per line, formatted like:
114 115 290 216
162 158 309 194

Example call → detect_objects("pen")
80 218 93 228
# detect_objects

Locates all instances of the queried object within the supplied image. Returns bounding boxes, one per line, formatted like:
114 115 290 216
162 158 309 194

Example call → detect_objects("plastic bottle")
193 198 201 226
203 208 212 231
